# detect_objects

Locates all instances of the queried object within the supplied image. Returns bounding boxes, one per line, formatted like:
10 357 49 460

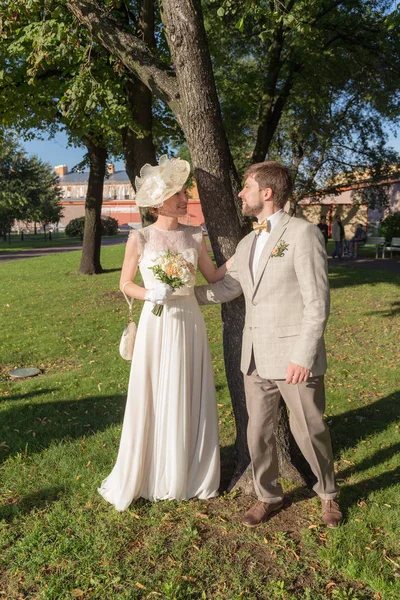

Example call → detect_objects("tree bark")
78 137 107 275
121 0 157 227
252 61 301 163
161 0 253 487
122 80 157 227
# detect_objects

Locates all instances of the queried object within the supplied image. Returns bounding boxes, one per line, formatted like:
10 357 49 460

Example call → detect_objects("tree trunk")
122 80 156 228
252 63 300 163
161 0 255 489
78 137 107 275
121 0 156 227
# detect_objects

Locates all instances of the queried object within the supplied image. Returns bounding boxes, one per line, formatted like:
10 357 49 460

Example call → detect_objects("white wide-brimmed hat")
134 155 190 208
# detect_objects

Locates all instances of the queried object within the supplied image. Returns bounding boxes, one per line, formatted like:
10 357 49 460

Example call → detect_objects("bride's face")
160 187 188 217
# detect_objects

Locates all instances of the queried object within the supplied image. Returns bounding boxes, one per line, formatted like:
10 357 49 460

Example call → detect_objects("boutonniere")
271 240 289 258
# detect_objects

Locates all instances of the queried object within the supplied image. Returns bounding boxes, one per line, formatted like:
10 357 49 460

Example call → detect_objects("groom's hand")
285 362 310 385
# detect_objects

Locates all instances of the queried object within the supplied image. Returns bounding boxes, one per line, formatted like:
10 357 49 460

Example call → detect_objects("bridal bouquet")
149 250 196 316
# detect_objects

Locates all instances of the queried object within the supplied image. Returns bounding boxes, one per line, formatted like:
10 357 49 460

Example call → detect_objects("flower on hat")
139 174 167 206
134 155 190 208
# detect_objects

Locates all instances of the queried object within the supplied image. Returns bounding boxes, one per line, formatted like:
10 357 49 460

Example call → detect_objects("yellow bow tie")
253 219 271 235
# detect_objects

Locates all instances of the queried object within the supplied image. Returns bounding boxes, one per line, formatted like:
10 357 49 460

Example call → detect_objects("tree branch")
65 0 180 111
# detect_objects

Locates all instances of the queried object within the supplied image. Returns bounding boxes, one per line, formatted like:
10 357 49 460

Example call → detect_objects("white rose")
141 175 166 204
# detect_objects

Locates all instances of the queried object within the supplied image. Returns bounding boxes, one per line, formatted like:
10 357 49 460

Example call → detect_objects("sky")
22 130 125 172
22 127 400 173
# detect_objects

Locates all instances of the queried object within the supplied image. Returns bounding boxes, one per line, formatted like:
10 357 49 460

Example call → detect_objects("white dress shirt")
251 209 284 280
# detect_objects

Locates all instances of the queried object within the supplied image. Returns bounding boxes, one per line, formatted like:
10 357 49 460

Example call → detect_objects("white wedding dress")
98 224 220 510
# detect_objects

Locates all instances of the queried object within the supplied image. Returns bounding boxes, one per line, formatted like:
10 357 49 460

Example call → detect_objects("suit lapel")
252 212 291 297
241 231 257 293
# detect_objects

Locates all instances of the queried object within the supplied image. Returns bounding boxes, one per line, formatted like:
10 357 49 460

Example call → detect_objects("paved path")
0 237 127 263
328 256 400 273
2 239 399 273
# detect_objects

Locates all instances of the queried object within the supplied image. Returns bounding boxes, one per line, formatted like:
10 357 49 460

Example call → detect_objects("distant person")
331 215 344 259
317 215 329 247
348 224 366 257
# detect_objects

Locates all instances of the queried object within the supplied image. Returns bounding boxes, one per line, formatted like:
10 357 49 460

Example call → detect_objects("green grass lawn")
0 247 399 599
0 233 124 253
0 233 83 251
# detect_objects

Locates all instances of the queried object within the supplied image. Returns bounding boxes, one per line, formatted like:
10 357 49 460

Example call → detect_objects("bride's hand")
145 284 173 304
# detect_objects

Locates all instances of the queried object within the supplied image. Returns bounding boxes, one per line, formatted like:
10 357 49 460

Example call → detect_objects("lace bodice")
130 224 203 290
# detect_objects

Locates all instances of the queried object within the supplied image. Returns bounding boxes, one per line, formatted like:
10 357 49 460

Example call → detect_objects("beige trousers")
244 361 338 503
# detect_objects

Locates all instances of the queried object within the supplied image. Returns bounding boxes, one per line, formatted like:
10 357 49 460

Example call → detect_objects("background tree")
267 94 400 214
0 1 158 271
0 129 63 241
0 129 27 240
0 0 186 268
208 0 400 163
381 213 400 241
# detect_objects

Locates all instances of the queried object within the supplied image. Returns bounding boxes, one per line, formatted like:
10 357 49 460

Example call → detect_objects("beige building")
55 164 205 228
297 179 400 238
55 165 399 235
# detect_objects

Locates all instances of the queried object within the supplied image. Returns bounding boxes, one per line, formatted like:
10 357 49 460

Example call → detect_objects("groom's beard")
242 200 264 218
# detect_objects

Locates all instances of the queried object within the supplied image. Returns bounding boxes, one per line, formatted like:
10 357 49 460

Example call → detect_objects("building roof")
58 170 131 184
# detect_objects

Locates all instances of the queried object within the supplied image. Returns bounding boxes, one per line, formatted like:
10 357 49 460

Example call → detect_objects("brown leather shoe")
242 500 284 528
321 499 342 528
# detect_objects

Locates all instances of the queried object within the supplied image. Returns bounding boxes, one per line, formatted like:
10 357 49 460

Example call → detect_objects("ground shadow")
328 390 400 458
101 268 122 274
0 388 60 403
328 265 399 289
220 443 238 491
367 300 400 318
327 391 400 512
0 393 127 464
337 442 400 483
0 486 66 522
338 466 400 513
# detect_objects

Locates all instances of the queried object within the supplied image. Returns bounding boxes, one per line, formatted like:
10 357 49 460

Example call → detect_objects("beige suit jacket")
195 213 330 379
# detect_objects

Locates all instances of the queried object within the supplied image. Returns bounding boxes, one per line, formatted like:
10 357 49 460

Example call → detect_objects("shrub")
65 216 119 237
101 216 119 236
380 213 400 242
65 217 85 238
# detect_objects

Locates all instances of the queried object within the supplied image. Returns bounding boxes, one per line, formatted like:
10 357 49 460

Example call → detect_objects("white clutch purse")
119 283 137 361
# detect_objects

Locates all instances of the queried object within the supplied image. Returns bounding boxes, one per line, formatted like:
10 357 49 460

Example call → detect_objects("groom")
195 161 342 528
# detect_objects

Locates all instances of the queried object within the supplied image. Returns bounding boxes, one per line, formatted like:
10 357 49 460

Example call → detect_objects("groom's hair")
245 161 293 209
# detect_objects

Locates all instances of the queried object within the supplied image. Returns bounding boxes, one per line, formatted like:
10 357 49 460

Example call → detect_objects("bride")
98 156 232 510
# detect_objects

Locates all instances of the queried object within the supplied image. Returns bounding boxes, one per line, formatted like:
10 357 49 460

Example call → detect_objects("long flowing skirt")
98 296 220 510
